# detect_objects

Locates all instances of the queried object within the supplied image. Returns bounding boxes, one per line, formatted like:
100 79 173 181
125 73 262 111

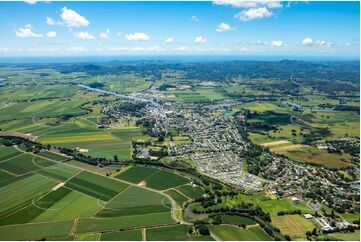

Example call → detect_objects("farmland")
208 225 273 241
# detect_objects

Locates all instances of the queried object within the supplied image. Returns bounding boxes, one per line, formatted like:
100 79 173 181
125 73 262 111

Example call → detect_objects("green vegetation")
208 224 273 241
65 171 128 201
145 170 189 190
176 184 204 199
146 224 190 241
0 154 56 175
0 146 22 161
38 163 81 182
96 185 170 217
165 189 189 206
222 215 257 226
271 215 315 240
37 151 68 162
115 166 160 183
100 230 142 241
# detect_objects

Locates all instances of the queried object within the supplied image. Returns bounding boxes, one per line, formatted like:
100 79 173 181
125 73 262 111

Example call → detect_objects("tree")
114 155 118 162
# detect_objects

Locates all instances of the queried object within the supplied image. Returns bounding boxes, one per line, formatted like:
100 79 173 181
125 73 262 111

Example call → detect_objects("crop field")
0 153 56 175
65 171 129 201
115 166 160 183
257 198 313 216
38 163 81 182
37 151 68 162
167 87 225 103
271 215 315 240
100 229 142 241
221 215 257 226
0 220 74 241
96 185 170 217
165 189 189 206
0 174 57 221
75 233 99 241
146 224 190 241
0 169 13 182
176 184 204 199
75 212 174 233
0 146 22 161
208 225 273 241
144 170 189 190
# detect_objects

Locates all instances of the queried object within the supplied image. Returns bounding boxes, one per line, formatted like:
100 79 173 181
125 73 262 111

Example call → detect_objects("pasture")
208 224 273 241
271 215 315 240
96 185 170 217
65 171 128 201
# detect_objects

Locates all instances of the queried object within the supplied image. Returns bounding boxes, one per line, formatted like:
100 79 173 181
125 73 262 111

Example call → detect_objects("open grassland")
0 174 57 221
257 198 313 216
277 146 352 169
145 169 189 190
209 224 273 241
100 229 142 241
271 215 315 240
96 185 170 217
340 212 360 223
165 189 189 206
0 146 22 161
222 215 257 226
0 220 74 241
115 166 160 183
75 233 99 241
33 190 100 222
317 230 360 241
176 184 204 199
76 212 174 233
38 163 81 182
146 224 190 241
65 171 129 201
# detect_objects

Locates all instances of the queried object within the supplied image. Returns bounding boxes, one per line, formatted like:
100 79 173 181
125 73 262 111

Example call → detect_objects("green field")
0 220 74 241
146 224 190 241
37 151 68 162
38 163 81 182
96 185 170 217
145 170 189 190
257 199 313 216
176 184 204 199
317 230 360 241
115 166 160 183
209 225 273 241
100 230 142 241
75 233 99 241
0 169 13 182
165 189 189 206
222 215 257 226
271 215 315 240
65 170 128 201
76 212 174 233
0 146 22 161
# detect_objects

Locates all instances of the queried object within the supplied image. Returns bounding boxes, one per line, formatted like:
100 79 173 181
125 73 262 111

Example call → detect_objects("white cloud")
65 46 88 53
190 15 199 22
99 28 110 39
15 24 43 38
24 0 37 4
60 7 89 28
271 40 284 47
108 46 128 51
235 7 273 21
301 37 314 46
125 32 150 41
165 37 174 43
195 36 207 44
0 47 9 53
215 22 233 32
243 40 268 45
74 32 95 40
213 0 282 9
315 40 333 48
46 17 62 26
46 31 56 38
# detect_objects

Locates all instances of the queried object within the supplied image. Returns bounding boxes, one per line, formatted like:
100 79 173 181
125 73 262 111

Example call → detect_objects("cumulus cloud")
190 15 199 22
242 40 268 45
213 0 282 9
46 31 56 38
165 37 174 43
215 22 233 32
15 24 43 38
74 32 95 40
302 37 313 46
0 47 9 53
235 7 273 21
271 40 284 47
125 32 150 41
99 28 110 39
195 36 207 44
60 7 89 28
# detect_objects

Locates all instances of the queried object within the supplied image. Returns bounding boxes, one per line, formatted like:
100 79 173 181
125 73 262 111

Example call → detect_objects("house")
304 214 313 219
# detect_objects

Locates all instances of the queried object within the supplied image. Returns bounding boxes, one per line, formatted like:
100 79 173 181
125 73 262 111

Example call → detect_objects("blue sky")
0 1 359 58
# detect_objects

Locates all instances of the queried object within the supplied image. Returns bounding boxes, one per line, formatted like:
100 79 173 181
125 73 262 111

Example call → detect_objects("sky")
0 0 359 58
